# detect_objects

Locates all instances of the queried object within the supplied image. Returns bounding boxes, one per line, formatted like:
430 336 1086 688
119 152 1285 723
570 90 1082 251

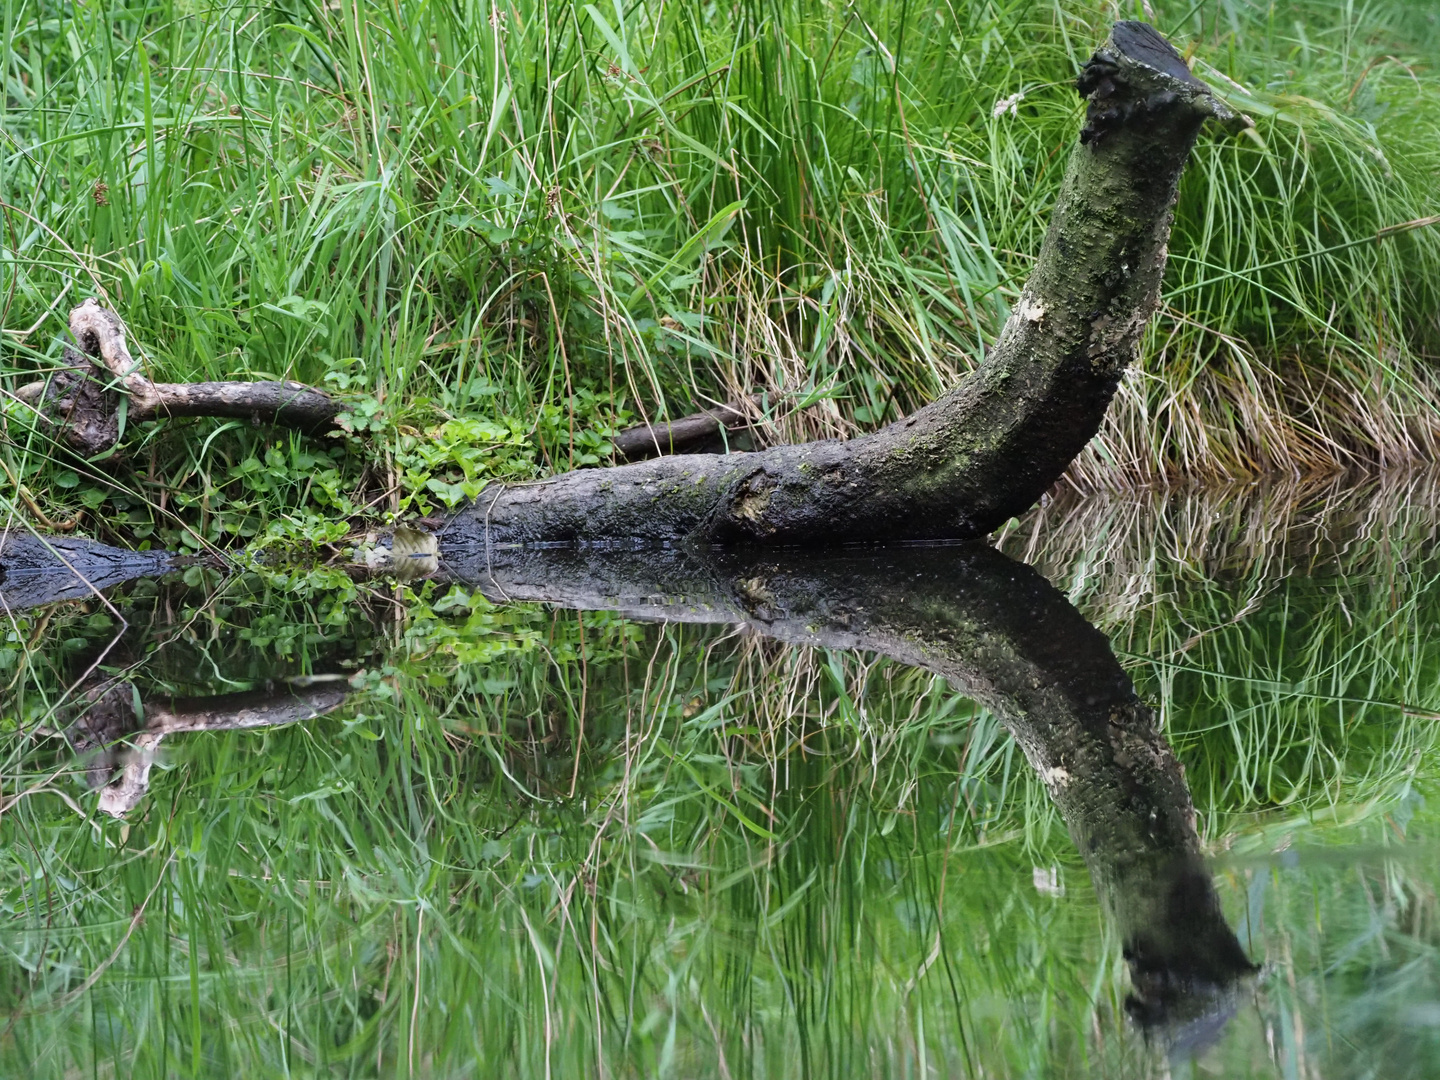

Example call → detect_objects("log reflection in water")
42 536 1257 1044
454 542 1260 1044
66 683 349 817
0 531 177 612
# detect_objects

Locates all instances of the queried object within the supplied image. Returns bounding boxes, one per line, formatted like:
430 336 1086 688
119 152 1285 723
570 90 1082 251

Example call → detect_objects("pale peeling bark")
444 22 1237 550
65 684 349 817
25 299 340 456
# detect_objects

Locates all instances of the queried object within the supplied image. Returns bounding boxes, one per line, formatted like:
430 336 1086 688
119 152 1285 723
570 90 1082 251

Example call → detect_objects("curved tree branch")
442 22 1236 550
25 299 341 457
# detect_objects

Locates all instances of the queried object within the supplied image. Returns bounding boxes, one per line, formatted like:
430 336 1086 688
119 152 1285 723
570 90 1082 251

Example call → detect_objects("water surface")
4 476 1439 1078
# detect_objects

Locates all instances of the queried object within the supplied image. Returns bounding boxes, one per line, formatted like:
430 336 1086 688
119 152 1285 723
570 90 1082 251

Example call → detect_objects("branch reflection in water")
41 538 1257 1050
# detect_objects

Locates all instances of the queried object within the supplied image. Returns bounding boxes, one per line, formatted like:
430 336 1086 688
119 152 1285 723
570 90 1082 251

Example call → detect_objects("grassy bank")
7 5 1440 1072
0 0 1438 548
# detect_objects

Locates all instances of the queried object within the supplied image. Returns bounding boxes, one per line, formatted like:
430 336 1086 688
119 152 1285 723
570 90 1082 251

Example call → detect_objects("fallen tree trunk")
443 22 1238 549
12 24 1233 543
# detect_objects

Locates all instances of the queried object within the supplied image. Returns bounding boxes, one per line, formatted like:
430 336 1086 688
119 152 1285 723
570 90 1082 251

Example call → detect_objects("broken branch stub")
27 298 341 456
611 398 757 461
443 21 1232 550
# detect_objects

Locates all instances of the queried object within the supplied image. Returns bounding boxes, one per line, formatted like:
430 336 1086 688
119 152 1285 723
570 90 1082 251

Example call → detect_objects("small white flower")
992 91 1024 118
1033 866 1065 898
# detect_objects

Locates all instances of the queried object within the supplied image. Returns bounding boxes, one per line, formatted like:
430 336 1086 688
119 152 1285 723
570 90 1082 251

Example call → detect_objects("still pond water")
3 477 1440 1078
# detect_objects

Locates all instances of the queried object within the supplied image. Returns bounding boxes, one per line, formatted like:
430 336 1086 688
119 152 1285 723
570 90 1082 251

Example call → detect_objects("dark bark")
442 22 1236 550
611 399 755 461
13 21 1231 544
0 531 178 612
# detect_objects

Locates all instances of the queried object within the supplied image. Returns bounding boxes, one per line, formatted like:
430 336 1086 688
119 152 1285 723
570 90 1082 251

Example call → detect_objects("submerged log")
442 22 1238 549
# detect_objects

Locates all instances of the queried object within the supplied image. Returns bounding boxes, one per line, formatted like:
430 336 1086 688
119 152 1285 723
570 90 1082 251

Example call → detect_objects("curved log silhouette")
453 542 1258 1039
440 23 1238 548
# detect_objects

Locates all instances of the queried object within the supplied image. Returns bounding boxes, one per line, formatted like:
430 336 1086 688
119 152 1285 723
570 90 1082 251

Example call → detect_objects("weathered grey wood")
28 299 340 455
0 531 177 611
611 399 754 460
442 22 1235 549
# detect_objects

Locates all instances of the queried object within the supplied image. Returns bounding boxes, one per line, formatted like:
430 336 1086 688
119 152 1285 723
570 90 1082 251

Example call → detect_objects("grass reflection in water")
4 478 1440 1078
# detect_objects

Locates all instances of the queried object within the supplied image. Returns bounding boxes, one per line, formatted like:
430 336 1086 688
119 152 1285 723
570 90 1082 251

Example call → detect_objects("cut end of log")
1076 21 1235 146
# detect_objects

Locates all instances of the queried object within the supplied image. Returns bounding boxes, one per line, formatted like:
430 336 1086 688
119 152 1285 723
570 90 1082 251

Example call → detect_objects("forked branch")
19 299 340 457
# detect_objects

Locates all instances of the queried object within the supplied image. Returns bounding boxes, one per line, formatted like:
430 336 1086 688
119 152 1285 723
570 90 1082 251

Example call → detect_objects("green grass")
1 0 1440 553
1002 471 1440 828
6 1 1440 1075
